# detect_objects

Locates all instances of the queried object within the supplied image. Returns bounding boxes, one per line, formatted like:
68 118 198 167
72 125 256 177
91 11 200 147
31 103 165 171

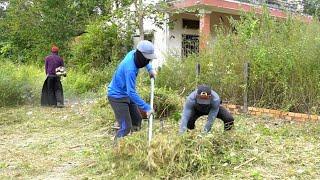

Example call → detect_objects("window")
144 33 154 43
182 19 199 29
182 34 199 57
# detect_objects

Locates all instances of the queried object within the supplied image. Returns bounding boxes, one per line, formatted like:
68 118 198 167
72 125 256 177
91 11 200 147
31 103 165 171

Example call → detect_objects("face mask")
134 50 150 68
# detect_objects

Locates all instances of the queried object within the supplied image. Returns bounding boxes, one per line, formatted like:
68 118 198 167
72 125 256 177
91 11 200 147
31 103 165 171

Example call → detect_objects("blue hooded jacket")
107 50 153 112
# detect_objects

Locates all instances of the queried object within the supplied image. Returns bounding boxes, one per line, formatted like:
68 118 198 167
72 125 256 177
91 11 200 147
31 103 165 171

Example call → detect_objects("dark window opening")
144 33 154 43
182 34 199 57
182 19 199 29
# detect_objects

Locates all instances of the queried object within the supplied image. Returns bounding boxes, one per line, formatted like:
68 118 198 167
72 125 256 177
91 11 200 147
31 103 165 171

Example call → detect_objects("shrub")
70 19 133 70
0 60 43 106
64 62 117 96
138 83 183 119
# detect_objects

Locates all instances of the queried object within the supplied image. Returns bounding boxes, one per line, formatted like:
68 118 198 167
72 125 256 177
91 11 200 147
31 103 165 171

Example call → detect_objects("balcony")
167 0 305 13
236 0 304 13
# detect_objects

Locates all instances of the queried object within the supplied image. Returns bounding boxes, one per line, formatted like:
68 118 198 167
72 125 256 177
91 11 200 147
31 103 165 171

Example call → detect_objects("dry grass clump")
109 119 251 179
96 116 320 179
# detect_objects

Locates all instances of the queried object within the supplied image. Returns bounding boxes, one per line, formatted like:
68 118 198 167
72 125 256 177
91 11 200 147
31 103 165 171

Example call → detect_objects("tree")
0 0 168 65
134 0 168 41
0 0 8 17
70 0 137 68
0 0 110 62
304 0 320 20
136 0 144 40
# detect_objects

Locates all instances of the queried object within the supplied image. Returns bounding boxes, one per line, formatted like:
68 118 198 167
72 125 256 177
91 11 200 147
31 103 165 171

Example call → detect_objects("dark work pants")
108 96 142 138
187 106 234 131
41 76 64 106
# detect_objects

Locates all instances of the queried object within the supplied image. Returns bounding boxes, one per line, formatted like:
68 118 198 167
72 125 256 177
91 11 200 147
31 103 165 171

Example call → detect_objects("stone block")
263 109 270 113
285 116 292 120
310 115 318 121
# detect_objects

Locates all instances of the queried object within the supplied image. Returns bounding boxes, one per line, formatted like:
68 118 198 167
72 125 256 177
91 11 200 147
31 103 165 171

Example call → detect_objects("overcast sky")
0 2 8 10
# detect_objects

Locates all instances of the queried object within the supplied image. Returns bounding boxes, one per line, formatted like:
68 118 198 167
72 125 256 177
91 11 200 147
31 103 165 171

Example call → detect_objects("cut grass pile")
0 99 319 179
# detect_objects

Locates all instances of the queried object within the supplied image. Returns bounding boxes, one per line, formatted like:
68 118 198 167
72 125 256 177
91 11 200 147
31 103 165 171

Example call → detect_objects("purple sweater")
45 53 64 75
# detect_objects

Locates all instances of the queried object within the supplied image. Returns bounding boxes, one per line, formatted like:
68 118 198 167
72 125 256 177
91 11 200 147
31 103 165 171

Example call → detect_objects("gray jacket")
179 90 220 133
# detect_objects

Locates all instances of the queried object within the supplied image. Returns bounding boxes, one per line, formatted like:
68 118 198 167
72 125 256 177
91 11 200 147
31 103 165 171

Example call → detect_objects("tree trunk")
138 0 144 40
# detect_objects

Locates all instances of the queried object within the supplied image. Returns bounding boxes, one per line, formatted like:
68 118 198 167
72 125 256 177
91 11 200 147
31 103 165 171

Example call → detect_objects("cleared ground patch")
0 100 319 179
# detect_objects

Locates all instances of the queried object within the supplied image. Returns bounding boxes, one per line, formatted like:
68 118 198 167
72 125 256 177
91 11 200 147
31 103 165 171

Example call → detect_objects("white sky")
144 0 159 4
0 2 8 10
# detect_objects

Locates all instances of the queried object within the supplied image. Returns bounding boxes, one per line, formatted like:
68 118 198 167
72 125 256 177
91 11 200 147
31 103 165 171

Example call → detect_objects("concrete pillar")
199 9 212 50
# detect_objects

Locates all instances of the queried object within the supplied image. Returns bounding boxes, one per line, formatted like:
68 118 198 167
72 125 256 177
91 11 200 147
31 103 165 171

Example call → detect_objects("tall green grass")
157 12 320 114
0 60 43 106
0 59 117 106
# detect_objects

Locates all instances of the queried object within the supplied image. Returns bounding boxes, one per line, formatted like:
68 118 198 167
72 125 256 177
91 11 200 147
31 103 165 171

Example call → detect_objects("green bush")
156 54 199 96
138 83 183 119
64 63 117 96
0 60 43 106
70 19 133 70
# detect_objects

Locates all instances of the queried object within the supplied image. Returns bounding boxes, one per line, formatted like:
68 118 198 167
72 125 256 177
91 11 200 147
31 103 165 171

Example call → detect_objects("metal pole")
148 78 155 146
243 62 249 113
196 63 200 86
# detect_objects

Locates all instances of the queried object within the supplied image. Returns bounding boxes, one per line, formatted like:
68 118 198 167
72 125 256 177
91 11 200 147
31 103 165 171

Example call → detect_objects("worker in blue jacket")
107 40 157 138
179 85 234 134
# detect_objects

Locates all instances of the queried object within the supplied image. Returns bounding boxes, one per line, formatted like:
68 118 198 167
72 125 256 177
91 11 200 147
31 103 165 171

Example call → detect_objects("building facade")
140 0 311 66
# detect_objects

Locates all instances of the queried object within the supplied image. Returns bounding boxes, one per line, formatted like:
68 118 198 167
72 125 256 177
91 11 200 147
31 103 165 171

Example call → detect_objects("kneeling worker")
179 85 234 134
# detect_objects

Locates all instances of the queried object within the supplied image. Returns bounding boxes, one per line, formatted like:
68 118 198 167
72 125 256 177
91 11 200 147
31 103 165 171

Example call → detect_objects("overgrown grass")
1 100 319 179
157 12 320 114
87 116 320 179
0 60 116 106
0 60 43 106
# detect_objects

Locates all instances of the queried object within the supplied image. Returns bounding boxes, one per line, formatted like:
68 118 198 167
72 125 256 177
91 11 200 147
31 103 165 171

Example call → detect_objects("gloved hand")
147 109 154 118
149 70 157 79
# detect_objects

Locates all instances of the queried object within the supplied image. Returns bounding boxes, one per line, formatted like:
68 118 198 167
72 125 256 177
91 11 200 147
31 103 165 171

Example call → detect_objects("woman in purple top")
41 45 65 107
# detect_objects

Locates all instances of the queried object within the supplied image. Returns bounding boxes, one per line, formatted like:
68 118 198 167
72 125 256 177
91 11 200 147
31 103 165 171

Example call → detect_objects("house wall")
153 20 169 67
168 13 199 58
145 11 240 66
136 16 168 68
166 12 240 58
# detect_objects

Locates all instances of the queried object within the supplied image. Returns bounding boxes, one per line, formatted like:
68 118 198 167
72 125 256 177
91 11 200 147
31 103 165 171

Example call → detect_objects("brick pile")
222 104 320 122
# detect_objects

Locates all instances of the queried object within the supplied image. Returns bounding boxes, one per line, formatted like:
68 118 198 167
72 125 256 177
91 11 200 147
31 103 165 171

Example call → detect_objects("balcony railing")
236 0 304 13
167 0 305 13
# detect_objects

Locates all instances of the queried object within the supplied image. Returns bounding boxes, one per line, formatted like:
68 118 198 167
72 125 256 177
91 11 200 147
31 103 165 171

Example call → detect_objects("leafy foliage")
0 60 43 106
70 18 134 69
304 0 320 20
0 0 137 64
138 84 183 119
0 1 96 62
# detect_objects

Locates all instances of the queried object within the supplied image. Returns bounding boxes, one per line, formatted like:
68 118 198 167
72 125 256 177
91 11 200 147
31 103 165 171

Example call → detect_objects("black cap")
196 85 212 104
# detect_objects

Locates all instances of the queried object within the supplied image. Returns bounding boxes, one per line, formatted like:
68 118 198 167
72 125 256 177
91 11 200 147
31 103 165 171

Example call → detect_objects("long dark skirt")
41 76 64 106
